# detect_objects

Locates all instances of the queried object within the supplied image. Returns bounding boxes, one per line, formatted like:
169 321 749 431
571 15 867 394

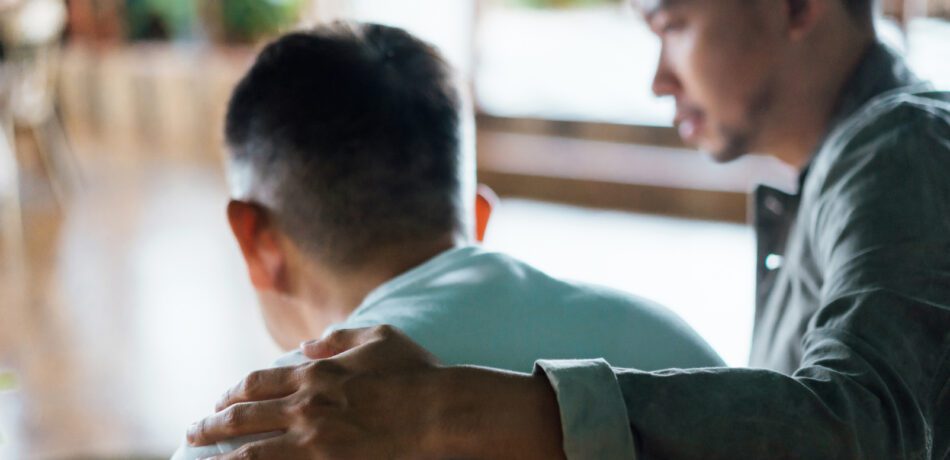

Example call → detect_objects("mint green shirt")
323 245 723 372
174 245 722 459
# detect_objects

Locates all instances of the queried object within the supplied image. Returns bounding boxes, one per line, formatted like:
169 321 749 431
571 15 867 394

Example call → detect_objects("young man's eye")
649 13 686 35
660 19 686 34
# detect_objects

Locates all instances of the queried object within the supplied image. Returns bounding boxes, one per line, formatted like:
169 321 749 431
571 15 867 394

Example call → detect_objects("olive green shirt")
536 42 950 459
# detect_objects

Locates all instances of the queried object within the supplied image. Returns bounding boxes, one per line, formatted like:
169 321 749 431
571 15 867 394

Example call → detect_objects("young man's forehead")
634 0 694 17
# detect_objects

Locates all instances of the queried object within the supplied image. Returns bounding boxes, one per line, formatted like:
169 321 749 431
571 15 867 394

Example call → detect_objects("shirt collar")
352 245 481 313
796 41 922 187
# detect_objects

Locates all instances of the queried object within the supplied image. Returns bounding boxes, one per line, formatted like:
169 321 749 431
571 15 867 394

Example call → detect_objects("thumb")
302 326 384 359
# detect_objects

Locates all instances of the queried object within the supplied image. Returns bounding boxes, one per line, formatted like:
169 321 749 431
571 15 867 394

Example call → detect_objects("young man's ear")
475 184 498 243
227 200 289 293
785 0 827 40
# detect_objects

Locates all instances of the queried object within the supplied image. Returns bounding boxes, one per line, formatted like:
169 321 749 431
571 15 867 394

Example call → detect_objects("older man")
190 0 950 458
174 20 724 459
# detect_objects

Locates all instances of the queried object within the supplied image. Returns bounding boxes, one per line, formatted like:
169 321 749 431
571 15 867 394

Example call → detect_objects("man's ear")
227 200 289 293
785 0 827 40
475 184 498 243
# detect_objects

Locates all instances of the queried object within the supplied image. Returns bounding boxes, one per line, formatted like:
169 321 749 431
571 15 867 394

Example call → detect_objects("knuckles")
300 358 345 380
220 403 248 431
187 419 208 445
239 370 266 398
232 444 263 460
288 391 337 419
371 324 398 340
324 324 398 352
324 329 350 349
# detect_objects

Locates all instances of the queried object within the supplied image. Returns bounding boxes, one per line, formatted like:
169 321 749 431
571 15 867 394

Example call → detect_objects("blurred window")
904 17 950 89
320 0 949 126
317 0 477 77
475 0 672 126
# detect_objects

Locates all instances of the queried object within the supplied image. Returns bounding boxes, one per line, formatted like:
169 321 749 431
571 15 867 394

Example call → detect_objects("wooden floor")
1 150 282 459
0 142 755 459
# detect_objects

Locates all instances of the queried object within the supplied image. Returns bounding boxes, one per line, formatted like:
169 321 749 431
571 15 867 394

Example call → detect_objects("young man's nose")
651 50 680 98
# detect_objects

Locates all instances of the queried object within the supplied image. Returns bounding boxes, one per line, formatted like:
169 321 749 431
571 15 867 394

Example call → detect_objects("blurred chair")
0 0 79 213
0 98 22 270
883 0 950 29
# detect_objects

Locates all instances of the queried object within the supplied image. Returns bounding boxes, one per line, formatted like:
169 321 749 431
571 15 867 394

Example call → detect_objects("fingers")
215 366 299 412
188 398 288 447
303 325 441 372
205 434 304 460
302 325 397 359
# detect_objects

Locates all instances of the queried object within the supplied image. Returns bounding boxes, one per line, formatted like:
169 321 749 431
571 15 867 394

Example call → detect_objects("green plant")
0 371 16 392
219 0 306 43
125 0 306 44
500 0 621 8
126 0 199 41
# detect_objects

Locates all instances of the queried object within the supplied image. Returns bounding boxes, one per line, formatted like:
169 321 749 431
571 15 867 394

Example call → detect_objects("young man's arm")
189 109 950 458
595 104 950 458
186 325 567 459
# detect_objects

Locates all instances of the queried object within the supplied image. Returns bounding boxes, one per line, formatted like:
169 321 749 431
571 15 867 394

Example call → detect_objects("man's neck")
766 25 875 171
302 234 464 334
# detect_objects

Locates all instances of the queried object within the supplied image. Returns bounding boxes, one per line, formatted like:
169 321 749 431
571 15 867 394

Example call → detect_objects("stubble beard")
706 75 778 163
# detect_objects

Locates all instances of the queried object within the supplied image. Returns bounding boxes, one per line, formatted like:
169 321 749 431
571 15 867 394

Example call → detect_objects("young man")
174 21 723 459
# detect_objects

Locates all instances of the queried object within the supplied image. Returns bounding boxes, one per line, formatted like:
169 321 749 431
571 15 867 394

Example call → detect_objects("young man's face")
640 0 785 161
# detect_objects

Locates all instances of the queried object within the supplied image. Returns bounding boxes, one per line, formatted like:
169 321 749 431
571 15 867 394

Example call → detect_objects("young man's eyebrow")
638 0 691 21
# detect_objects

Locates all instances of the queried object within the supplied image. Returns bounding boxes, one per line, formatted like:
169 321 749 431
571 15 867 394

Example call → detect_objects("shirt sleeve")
537 101 950 459
534 359 638 459
170 436 223 460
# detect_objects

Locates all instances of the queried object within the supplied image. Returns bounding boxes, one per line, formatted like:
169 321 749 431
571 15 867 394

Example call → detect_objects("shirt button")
765 253 784 271
764 195 785 216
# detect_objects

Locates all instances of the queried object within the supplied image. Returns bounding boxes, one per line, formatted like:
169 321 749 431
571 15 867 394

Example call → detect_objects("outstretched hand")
188 325 565 459
187 325 441 458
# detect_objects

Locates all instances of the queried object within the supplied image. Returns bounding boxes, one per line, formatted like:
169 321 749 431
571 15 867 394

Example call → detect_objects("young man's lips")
675 112 704 141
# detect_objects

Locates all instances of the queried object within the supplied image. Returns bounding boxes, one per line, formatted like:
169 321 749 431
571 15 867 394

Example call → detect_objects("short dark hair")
843 0 874 21
225 22 463 269
786 0 873 22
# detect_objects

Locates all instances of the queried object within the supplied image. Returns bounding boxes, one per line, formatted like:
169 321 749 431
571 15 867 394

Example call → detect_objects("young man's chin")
690 131 752 164
678 135 730 163
706 147 748 164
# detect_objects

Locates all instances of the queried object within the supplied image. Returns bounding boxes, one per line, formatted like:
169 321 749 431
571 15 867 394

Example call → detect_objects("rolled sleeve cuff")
534 359 637 460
